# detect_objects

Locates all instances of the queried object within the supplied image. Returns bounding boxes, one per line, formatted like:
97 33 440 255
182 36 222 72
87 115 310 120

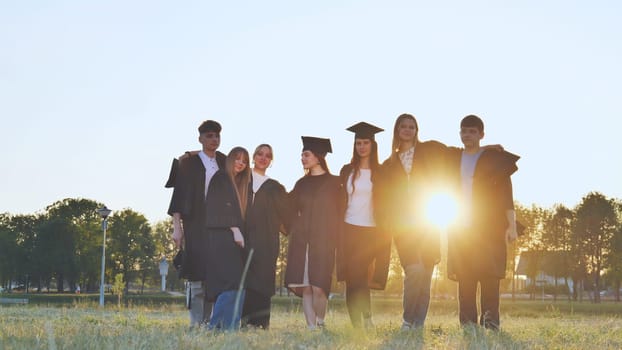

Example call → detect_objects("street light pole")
159 257 169 292
97 206 112 307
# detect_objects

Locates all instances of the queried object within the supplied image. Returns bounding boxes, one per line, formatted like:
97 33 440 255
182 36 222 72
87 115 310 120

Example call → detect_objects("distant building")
516 251 573 292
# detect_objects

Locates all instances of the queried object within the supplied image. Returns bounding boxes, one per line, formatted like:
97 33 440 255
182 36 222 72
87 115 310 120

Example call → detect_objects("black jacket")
379 140 447 268
165 152 225 281
446 149 519 280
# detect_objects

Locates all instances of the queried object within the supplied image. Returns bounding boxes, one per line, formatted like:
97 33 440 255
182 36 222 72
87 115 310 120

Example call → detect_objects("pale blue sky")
1 1 620 223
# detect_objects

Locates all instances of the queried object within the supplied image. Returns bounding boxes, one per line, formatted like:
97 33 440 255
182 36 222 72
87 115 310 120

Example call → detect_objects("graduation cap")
301 136 332 157
346 121 384 140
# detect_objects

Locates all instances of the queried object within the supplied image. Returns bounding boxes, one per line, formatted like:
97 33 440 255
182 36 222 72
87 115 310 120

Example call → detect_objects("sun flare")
425 192 458 229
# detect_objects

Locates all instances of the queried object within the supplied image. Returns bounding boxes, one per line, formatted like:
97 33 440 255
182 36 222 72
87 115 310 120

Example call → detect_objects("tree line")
1 192 621 303
0 198 177 294
512 192 622 302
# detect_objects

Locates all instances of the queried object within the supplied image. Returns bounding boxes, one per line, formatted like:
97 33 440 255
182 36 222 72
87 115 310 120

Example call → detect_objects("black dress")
241 175 289 328
284 173 344 297
244 177 289 296
337 164 391 290
204 170 246 301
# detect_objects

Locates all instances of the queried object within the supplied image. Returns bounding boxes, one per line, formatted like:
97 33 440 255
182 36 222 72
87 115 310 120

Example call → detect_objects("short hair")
198 120 222 134
460 114 484 132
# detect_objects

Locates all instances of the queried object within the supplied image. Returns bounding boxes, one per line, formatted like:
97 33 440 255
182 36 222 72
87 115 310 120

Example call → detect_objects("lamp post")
97 206 112 307
159 257 169 292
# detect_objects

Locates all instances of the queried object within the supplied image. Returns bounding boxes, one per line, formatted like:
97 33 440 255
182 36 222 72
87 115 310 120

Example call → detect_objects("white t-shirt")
460 150 483 226
251 170 270 203
344 169 376 227
198 151 219 197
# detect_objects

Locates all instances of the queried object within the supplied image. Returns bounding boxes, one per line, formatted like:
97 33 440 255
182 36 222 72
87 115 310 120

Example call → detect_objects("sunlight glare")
425 192 458 229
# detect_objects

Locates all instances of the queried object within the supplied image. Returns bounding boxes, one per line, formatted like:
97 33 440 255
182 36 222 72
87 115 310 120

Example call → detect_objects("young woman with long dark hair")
204 146 251 330
337 122 391 329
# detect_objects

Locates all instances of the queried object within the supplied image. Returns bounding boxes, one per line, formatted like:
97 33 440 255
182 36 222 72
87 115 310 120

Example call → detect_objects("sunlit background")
1 1 620 222
425 192 459 230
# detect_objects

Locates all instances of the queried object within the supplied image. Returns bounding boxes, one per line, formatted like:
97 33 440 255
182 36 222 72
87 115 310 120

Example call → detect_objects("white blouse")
344 169 376 227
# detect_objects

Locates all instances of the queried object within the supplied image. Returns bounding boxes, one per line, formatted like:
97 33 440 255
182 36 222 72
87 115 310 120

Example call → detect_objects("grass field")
1 296 621 349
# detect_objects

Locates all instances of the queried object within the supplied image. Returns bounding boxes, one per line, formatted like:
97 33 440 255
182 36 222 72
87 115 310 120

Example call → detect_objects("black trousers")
344 223 377 327
457 277 500 329
241 288 271 329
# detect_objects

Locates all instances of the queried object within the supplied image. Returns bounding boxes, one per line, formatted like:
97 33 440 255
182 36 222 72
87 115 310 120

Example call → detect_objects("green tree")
107 209 154 291
8 214 42 292
276 234 289 296
573 192 617 303
45 198 104 292
515 203 549 299
150 218 180 292
604 199 622 302
34 218 81 292
111 273 125 307
0 213 18 290
542 204 574 301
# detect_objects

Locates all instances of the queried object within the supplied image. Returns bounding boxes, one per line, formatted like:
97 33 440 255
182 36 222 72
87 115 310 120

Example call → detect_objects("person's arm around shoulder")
179 150 200 160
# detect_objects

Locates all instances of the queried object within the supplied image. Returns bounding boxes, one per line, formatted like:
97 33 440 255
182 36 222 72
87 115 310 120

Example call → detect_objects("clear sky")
1 1 620 223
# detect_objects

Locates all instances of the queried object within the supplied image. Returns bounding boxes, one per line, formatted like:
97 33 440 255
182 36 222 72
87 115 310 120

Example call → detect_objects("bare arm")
172 213 184 248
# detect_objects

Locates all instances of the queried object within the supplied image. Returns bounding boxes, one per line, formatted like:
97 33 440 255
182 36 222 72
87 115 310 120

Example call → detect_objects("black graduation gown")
284 173 344 297
204 170 246 300
337 164 391 290
244 178 289 298
164 151 226 188
166 152 225 281
378 140 447 268
446 149 519 281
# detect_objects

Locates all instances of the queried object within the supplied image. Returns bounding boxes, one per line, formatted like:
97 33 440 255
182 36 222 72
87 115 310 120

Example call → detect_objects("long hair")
349 138 380 193
304 151 330 176
225 146 251 219
390 113 419 162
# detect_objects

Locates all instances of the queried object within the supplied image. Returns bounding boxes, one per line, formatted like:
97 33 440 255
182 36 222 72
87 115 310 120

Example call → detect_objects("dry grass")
0 299 621 349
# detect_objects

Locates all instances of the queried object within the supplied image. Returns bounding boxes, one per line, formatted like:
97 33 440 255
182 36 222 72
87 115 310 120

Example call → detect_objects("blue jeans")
402 263 433 327
208 290 246 331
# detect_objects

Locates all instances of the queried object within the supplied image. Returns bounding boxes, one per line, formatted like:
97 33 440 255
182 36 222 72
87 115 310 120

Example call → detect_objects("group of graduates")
165 113 520 332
